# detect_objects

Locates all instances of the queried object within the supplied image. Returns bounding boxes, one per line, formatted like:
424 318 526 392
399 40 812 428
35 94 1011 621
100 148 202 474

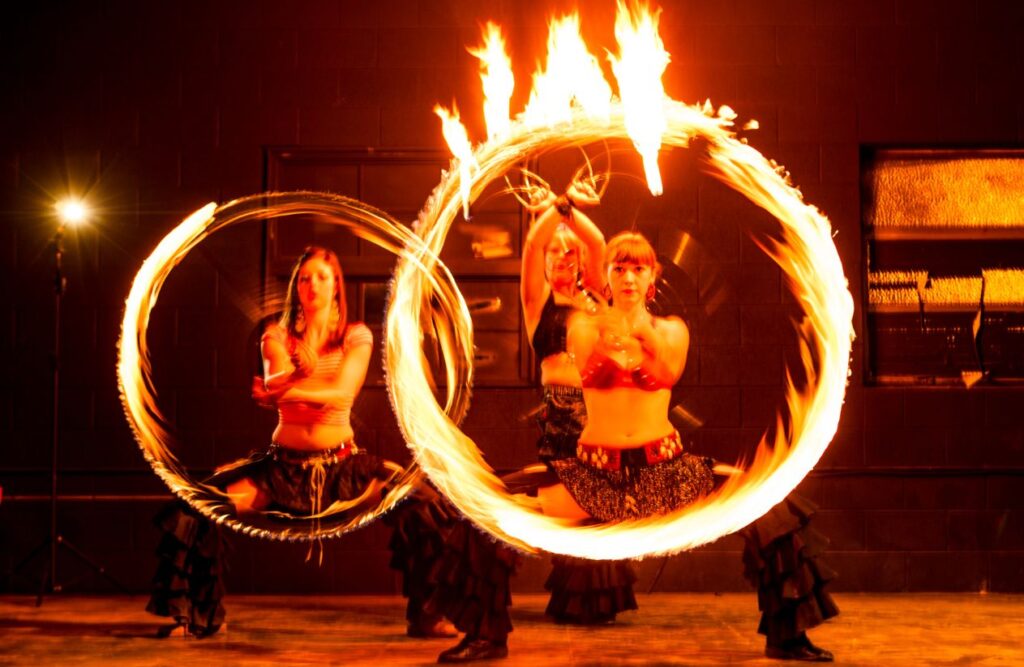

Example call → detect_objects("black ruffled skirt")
147 444 423 636
424 519 521 643
545 556 638 623
740 493 840 642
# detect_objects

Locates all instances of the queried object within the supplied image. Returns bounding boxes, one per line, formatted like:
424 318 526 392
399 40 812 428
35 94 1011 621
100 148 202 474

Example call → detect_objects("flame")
117 192 473 542
609 2 670 195
389 97 854 558
434 103 477 220
522 13 612 126
468 22 514 142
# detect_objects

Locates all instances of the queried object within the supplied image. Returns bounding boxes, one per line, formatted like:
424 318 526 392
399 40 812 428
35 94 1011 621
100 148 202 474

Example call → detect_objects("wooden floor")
1 593 1022 666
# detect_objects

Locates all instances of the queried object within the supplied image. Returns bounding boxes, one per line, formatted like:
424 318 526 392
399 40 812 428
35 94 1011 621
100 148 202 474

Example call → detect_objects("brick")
907 551 988 591
815 509 866 549
817 0 897 26
772 142 822 186
983 393 1024 429
990 552 1024 591
987 476 1024 510
298 29 377 68
699 344 740 385
694 24 777 65
696 428 763 465
740 386 781 428
863 388 903 430
379 28 459 68
649 551 749 592
896 0 976 26
865 510 946 550
827 551 906 591
949 510 1024 550
734 64 816 105
736 344 782 385
778 26 856 65
865 427 949 467
696 305 740 346
903 477 986 510
855 26 936 67
733 0 817 25
740 304 800 345
820 427 865 468
818 475 904 510
778 104 858 143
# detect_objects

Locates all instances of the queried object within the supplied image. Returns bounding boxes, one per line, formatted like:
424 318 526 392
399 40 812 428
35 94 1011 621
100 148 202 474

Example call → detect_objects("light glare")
56 199 89 226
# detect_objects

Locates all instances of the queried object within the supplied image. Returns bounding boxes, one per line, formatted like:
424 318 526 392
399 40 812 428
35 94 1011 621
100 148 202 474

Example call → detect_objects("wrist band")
555 195 572 216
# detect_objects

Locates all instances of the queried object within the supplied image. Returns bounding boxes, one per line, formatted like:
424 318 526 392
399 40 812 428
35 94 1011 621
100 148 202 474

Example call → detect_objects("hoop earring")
601 284 612 301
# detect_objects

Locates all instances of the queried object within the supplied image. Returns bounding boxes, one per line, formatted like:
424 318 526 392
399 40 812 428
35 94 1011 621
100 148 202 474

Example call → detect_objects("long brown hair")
280 246 348 350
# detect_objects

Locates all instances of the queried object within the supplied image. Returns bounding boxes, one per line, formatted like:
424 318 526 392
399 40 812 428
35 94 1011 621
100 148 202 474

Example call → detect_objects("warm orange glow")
434 103 477 220
118 193 474 542
56 198 89 226
608 1 670 195
468 22 514 142
388 95 854 558
521 12 612 127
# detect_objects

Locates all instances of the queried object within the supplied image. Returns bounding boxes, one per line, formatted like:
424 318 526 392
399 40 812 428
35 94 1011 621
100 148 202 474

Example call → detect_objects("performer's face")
607 260 653 306
544 229 581 286
296 257 337 312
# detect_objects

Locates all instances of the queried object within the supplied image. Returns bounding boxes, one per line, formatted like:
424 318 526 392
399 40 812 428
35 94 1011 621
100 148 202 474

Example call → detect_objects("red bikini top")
579 352 674 391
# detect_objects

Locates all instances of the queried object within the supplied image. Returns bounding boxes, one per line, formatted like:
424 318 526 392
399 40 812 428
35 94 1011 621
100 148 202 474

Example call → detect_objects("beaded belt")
269 440 358 469
543 384 583 399
575 432 685 472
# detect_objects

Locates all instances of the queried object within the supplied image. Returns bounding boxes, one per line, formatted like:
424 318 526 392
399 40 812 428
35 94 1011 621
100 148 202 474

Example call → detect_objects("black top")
531 291 574 361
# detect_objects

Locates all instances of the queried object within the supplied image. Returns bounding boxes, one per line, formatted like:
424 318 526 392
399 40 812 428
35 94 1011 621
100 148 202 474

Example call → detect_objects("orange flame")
468 22 514 141
522 13 612 126
433 103 477 220
391 97 853 558
609 1 670 195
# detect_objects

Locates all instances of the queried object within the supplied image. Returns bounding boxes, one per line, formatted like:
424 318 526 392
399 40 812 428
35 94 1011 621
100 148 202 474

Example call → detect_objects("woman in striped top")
147 247 456 640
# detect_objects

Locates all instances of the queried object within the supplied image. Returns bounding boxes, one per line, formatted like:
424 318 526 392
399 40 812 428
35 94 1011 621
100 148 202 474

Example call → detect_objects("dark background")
2 0 1022 596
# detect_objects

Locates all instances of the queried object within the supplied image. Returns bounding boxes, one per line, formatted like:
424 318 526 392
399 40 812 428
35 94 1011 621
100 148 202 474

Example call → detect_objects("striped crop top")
263 323 373 428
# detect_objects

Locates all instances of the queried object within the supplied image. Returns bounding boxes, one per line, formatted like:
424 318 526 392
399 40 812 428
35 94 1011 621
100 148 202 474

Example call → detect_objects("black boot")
765 633 834 662
437 635 508 663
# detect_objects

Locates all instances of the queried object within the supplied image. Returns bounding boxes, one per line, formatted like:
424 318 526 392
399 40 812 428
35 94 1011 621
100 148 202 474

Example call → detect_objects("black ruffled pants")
741 493 840 643
147 446 443 636
538 385 639 624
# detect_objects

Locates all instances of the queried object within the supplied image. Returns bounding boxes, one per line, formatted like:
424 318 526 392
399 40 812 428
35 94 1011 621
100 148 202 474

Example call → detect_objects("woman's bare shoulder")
654 314 689 337
261 322 289 344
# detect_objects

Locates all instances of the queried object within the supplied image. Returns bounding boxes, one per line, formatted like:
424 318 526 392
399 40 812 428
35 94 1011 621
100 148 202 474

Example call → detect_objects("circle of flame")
387 101 855 558
117 191 473 541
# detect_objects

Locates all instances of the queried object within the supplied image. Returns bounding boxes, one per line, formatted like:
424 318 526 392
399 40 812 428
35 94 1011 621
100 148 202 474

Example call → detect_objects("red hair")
280 246 348 350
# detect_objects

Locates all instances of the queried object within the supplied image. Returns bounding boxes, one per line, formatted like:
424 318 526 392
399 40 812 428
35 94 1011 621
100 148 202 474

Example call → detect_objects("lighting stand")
10 224 129 604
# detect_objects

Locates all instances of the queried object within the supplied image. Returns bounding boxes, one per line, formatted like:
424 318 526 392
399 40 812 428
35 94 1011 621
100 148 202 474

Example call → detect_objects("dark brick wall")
2 0 1023 595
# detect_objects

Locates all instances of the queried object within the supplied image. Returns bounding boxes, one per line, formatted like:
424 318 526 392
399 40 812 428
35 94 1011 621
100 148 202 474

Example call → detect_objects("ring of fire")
117 191 473 541
386 101 855 559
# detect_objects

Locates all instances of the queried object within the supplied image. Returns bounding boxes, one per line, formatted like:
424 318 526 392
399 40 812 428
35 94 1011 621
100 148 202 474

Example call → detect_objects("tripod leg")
6 537 50 585
36 561 51 607
58 535 131 593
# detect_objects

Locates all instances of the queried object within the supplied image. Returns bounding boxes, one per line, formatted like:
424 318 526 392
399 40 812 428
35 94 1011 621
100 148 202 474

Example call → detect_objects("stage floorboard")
1 593 1021 665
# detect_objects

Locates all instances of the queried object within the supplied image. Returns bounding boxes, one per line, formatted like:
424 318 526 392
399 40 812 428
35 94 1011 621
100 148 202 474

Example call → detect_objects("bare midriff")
271 420 354 452
578 387 674 447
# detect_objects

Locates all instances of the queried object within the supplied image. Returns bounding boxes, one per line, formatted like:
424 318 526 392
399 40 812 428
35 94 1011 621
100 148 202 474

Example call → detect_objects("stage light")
55 198 89 227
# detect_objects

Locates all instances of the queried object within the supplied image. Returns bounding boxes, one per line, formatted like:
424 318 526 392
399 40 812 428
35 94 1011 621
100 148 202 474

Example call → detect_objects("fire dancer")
147 246 455 640
519 183 639 624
